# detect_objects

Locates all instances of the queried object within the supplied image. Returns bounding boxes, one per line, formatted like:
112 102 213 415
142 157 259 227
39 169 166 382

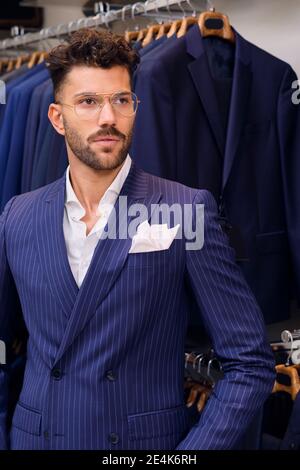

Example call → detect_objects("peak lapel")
34 175 79 320
186 25 226 156
222 32 252 191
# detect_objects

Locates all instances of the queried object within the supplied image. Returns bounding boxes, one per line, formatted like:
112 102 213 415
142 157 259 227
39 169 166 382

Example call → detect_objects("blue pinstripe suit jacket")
0 162 275 449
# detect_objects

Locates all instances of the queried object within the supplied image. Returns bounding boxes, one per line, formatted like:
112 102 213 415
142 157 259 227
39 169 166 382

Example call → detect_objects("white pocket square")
129 220 180 254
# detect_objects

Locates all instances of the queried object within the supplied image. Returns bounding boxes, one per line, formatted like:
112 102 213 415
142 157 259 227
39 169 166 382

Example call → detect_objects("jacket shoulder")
3 177 64 219
143 168 216 206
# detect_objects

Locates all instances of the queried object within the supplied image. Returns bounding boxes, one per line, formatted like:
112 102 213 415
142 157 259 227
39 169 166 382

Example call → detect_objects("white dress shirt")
63 155 132 288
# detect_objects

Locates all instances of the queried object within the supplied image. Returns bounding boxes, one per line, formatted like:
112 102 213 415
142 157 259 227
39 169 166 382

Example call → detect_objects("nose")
96 100 116 127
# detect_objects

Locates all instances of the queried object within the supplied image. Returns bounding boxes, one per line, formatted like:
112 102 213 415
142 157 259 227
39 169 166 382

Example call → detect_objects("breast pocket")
126 238 180 269
126 249 171 269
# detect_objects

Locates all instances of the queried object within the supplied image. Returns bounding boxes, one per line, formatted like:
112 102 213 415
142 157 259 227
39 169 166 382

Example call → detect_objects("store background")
1 0 299 76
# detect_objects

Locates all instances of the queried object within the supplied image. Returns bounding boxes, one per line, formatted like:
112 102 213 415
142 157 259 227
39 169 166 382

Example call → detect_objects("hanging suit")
0 65 49 211
0 162 274 449
21 79 52 193
0 63 46 191
280 391 300 450
131 25 300 324
139 35 169 57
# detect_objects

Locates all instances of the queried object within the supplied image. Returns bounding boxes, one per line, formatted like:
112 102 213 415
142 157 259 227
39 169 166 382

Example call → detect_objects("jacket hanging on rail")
131 24 300 325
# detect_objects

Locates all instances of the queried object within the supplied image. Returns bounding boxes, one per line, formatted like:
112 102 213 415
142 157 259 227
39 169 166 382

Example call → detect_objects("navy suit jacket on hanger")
131 25 300 324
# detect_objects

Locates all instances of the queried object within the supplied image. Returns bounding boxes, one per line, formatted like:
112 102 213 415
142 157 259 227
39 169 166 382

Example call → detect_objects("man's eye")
114 97 130 105
80 98 97 105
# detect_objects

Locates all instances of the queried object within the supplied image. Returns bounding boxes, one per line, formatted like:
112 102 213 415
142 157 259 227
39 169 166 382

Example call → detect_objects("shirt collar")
65 155 132 214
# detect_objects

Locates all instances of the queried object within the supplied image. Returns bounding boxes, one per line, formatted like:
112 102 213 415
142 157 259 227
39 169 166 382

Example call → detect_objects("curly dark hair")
46 28 140 100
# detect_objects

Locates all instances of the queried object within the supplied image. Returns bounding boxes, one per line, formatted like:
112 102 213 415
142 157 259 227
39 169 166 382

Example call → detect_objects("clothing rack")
0 0 207 52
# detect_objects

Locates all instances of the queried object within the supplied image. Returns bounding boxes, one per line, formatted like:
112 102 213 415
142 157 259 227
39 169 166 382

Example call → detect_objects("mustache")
88 127 126 142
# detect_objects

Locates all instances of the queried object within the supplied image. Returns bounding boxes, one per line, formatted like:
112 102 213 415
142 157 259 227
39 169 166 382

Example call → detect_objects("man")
0 28 275 450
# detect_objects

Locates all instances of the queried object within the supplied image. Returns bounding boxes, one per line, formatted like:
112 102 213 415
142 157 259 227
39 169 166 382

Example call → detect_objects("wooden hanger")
177 16 198 38
6 58 16 73
125 30 139 43
155 22 172 40
15 54 30 69
142 24 161 47
38 51 47 64
0 59 8 74
198 9 235 43
167 19 182 38
15 55 23 69
28 51 42 69
137 28 147 42
272 364 300 401
184 379 212 412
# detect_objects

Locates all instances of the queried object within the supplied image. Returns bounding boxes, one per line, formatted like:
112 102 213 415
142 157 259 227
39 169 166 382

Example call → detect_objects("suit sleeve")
0 196 19 449
277 65 300 299
176 190 275 450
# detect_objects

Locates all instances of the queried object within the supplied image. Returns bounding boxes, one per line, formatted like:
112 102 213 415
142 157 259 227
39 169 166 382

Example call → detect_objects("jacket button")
105 370 116 381
109 433 119 445
51 368 62 380
289 442 296 450
44 431 49 439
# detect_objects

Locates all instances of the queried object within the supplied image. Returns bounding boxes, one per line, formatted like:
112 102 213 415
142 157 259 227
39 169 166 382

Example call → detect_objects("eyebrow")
72 90 131 98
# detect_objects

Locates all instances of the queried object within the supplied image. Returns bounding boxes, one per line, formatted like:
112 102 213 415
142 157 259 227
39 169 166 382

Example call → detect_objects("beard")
63 118 133 171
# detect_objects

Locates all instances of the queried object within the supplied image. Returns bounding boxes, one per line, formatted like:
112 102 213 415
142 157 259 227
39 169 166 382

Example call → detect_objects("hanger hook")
96 2 105 15
185 0 197 17
76 17 87 30
67 20 77 37
184 352 190 369
131 3 147 20
144 0 152 16
122 5 133 22
178 0 186 18
102 10 116 30
55 23 66 41
164 0 172 20
281 330 294 366
197 354 206 373
206 0 215 12
40 27 52 51
207 357 220 386
193 354 203 370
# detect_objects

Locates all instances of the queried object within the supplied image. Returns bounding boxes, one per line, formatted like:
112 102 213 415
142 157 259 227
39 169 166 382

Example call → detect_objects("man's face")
52 65 135 171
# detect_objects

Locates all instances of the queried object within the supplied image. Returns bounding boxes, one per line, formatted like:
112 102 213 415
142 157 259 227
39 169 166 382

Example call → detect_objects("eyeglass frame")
55 90 140 120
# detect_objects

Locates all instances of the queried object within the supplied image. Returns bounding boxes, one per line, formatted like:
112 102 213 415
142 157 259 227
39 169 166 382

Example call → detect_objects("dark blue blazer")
131 25 300 324
21 79 51 193
0 63 45 127
0 67 49 210
280 391 300 450
0 163 274 449
139 35 168 57
31 122 55 190
44 129 68 186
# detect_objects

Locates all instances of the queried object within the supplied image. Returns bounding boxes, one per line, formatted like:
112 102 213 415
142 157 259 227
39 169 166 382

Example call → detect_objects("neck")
68 154 126 214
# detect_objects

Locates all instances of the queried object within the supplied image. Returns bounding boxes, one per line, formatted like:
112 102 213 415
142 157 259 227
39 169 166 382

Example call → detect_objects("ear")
48 103 65 136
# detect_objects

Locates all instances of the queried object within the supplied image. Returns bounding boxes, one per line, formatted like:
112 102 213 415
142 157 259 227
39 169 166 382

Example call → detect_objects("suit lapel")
186 25 225 156
186 26 252 193
53 162 162 365
34 175 79 319
222 32 252 191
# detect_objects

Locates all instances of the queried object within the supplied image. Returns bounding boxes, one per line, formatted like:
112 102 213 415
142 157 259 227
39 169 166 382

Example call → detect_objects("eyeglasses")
56 91 140 120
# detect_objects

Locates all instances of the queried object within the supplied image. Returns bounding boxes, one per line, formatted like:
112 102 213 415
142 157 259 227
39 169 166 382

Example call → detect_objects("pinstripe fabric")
0 162 275 449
